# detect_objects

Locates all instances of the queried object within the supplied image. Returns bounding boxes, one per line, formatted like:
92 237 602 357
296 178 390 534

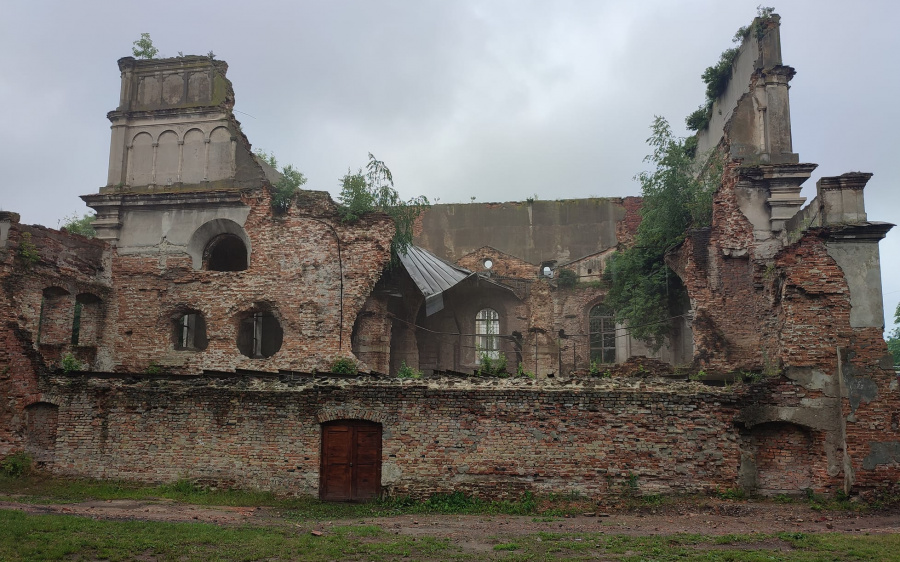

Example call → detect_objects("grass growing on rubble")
3 509 900 562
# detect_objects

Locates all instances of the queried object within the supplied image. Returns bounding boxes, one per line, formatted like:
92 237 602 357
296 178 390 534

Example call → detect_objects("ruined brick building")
1 16 897 501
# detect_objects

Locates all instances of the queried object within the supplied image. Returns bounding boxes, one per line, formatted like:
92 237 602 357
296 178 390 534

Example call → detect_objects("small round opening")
542 266 553 277
483 259 493 270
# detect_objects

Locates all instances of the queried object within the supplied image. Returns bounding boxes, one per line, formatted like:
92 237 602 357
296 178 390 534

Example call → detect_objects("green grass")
0 509 453 561
4 510 900 562
0 474 294 508
0 476 561 518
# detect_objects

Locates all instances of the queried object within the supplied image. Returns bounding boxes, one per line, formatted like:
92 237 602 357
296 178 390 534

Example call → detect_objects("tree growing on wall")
132 33 158 59
60 213 96 238
887 303 900 366
338 153 429 263
254 150 308 214
603 117 719 350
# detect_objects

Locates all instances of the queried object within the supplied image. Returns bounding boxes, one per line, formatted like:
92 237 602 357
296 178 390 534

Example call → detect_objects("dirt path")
2 497 899 540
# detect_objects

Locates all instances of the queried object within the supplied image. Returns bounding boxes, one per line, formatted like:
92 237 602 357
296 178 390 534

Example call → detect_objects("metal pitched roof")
398 245 472 316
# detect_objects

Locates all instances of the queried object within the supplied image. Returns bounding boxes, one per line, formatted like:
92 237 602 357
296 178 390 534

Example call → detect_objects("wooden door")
320 420 382 501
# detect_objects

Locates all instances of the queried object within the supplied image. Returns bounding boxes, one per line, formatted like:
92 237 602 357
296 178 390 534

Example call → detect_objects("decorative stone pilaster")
738 163 817 232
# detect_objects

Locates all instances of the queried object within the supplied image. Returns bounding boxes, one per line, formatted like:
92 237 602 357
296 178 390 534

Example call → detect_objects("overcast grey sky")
1 0 897 334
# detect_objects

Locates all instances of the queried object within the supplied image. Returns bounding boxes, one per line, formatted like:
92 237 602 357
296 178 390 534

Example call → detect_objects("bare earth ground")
1 496 898 544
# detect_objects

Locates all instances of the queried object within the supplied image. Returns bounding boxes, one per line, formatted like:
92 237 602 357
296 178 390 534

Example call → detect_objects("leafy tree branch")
254 150 308 214
339 153 429 264
132 33 158 59
60 213 96 238
886 303 900 367
604 117 720 350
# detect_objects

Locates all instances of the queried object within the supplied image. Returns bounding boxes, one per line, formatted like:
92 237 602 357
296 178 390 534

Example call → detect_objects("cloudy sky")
1 0 898 334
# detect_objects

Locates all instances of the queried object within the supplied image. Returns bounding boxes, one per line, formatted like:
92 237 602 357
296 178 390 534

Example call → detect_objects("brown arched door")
320 420 382 501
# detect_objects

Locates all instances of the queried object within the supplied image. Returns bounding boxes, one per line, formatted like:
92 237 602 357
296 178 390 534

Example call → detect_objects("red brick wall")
105 191 394 374
744 422 824 494
0 220 107 456
614 196 642 248
44 375 742 498
457 247 539 279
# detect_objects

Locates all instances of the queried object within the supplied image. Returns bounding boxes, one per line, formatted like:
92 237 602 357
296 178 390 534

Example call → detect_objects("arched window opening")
173 311 208 351
589 304 616 364
205 234 248 271
475 308 500 364
38 287 71 345
25 402 59 463
237 309 283 358
72 293 102 347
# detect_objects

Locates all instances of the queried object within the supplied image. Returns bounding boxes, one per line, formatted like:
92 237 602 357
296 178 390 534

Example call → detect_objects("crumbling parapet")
697 15 799 166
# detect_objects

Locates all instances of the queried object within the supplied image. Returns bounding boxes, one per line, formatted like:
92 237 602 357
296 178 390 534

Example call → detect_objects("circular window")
483 259 493 270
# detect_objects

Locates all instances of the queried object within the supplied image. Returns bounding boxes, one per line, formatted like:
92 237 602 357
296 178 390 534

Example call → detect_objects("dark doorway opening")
320 420 382 502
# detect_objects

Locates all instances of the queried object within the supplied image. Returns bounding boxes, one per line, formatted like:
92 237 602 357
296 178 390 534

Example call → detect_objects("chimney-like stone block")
817 173 871 225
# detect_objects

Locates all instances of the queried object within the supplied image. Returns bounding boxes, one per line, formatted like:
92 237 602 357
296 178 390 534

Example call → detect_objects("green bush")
338 153 429 265
556 268 577 288
330 357 358 375
18 232 39 265
477 353 508 377
0 452 32 478
61 353 83 373
516 362 535 379
396 361 422 379
60 213 96 238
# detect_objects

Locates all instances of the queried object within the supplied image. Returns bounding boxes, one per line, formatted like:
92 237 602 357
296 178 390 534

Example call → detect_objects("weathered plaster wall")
415 199 625 266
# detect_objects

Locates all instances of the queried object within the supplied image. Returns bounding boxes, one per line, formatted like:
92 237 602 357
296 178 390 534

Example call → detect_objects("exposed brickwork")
743 422 826 494
105 189 394 375
614 196 642 248
0 218 107 457
44 374 742 498
774 232 852 367
4 38 898 500
457 246 539 279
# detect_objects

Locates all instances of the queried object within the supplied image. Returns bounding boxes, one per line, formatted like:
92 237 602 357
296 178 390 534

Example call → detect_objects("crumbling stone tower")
79 55 393 374
668 15 897 493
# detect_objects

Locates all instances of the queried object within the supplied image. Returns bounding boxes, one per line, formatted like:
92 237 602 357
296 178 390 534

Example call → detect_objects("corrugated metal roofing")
398 245 472 315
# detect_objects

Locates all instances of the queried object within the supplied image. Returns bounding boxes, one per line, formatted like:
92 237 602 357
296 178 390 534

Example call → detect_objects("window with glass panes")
475 308 500 363
589 305 616 364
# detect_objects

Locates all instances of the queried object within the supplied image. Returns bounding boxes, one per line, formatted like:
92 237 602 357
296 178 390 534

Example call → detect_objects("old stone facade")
1 15 897 500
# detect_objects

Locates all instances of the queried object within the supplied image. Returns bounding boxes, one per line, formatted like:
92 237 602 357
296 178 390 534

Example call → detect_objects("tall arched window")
475 308 500 364
589 304 616 364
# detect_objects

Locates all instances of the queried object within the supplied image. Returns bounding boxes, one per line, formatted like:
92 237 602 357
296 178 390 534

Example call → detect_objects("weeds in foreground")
395 361 422 379
0 453 32 478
